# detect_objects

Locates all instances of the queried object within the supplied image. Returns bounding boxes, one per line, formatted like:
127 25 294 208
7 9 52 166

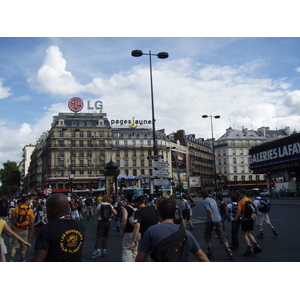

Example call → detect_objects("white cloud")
283 90 300 115
0 78 12 99
25 44 300 144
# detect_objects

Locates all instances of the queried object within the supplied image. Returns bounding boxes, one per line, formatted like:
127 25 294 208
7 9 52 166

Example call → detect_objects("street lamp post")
131 50 168 193
202 114 220 192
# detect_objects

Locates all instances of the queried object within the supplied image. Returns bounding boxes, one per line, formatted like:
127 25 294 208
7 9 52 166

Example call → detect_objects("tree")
0 160 21 196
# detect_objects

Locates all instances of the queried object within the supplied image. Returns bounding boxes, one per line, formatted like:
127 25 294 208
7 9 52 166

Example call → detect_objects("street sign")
153 169 170 177
147 155 164 160
152 161 169 169
154 179 169 186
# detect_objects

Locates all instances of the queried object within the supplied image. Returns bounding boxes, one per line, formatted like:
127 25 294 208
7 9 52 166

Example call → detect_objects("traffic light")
212 176 215 181
121 178 126 187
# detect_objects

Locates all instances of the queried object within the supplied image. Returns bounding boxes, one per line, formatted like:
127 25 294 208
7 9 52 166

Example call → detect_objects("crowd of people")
0 188 278 262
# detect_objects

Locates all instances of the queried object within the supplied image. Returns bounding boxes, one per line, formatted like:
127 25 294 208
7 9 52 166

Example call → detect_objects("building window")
124 160 129 167
79 141 84 147
141 159 144 167
233 157 236 164
133 169 137 176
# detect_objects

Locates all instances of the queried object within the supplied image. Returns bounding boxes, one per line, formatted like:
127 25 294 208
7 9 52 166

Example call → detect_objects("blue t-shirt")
138 222 200 254
203 197 221 223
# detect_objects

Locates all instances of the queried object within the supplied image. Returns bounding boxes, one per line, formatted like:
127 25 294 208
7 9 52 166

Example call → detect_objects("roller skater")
243 246 254 257
207 248 215 260
235 189 262 259
201 189 234 261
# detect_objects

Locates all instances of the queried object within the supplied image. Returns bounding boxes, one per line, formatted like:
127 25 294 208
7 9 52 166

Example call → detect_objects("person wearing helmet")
130 194 159 254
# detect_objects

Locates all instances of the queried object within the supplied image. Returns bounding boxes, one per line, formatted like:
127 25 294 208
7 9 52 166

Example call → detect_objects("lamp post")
202 114 220 192
131 50 168 157
131 49 168 194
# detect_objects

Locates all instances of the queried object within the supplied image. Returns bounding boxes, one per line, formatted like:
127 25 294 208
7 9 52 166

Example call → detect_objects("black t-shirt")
34 218 85 262
136 206 159 238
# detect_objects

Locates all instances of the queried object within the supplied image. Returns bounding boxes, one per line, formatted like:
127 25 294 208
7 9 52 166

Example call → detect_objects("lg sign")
68 98 103 113
68 97 84 112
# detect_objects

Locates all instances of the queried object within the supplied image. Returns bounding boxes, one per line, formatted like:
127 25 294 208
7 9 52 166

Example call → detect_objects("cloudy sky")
0 3 299 169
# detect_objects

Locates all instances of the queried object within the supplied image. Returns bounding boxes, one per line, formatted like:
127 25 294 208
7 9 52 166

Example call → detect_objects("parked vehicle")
259 189 270 196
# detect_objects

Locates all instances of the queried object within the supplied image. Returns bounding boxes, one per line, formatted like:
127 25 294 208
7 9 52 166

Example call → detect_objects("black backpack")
150 225 190 262
258 198 271 213
100 204 112 221
173 206 182 225
242 199 257 219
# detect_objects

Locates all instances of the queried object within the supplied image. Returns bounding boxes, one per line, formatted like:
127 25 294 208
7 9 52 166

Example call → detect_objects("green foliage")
0 160 21 195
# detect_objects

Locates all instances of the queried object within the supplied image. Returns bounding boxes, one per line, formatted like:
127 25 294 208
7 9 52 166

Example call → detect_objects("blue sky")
0 37 300 167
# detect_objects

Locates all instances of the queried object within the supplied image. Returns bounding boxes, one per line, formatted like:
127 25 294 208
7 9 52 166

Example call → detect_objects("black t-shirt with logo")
34 219 85 262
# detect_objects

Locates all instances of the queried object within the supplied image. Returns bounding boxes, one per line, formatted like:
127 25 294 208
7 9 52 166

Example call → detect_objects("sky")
0 2 300 170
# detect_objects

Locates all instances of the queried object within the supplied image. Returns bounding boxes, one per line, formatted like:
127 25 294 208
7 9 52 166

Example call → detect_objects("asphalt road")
3 196 300 262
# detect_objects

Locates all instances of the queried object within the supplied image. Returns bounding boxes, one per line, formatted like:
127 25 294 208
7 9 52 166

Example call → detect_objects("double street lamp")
202 114 220 191
131 50 169 157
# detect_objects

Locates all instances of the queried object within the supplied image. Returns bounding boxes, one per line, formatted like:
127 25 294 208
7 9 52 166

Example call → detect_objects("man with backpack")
9 197 35 262
118 198 139 262
235 189 262 257
85 195 94 220
201 189 233 260
226 193 241 251
135 198 209 262
92 195 116 259
253 190 278 238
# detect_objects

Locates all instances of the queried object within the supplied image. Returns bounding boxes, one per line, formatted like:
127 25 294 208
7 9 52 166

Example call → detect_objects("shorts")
241 219 254 232
0 237 7 255
204 221 228 244
256 213 271 226
182 209 190 221
96 220 111 239
71 210 80 219
11 229 29 251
